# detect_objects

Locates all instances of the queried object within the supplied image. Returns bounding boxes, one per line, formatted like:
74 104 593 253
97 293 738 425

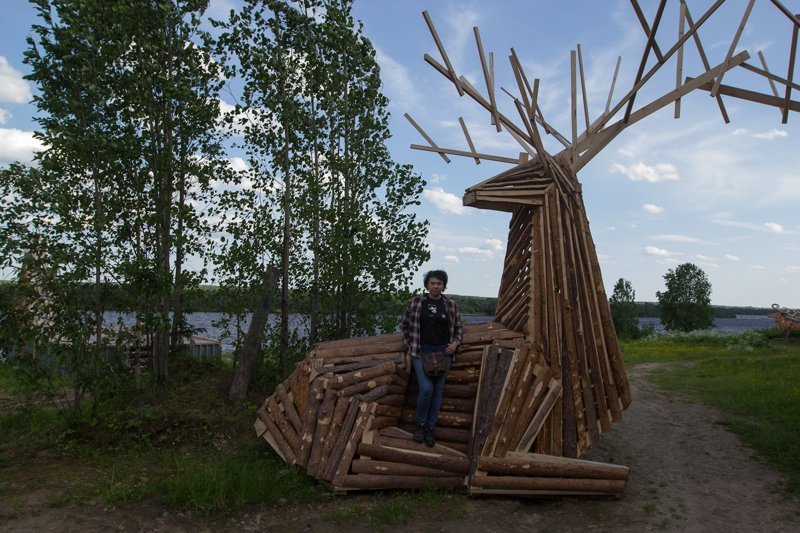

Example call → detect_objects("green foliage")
656 263 714 332
610 278 640 339
621 335 800 495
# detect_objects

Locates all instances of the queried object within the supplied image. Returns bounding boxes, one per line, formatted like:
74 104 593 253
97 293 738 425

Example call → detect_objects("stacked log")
255 323 528 492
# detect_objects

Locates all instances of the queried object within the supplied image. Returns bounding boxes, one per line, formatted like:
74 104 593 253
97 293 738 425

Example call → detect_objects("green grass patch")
166 452 319 515
621 332 800 496
322 488 461 529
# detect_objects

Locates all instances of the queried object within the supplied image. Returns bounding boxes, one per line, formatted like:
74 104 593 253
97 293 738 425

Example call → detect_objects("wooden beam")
570 50 578 164
577 44 590 133
605 56 621 116
422 10 463 96
693 78 800 113
709 0 755 98
410 143 519 165
474 26 501 132
458 118 481 165
674 1 686 118
624 0 668 123
404 113 450 163
629 0 664 61
769 0 800 28
782 14 799 123
681 0 730 123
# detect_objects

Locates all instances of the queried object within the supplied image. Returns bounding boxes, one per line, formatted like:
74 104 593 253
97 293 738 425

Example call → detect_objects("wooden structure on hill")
256 2 799 497
768 304 800 341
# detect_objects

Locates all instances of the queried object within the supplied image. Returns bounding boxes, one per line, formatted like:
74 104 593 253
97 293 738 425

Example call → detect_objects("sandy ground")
2 363 799 532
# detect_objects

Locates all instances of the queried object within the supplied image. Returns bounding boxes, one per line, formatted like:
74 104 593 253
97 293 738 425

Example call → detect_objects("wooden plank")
681 0 730 123
623 0 668 123
783 12 799 123
332 401 375 484
404 113 450 163
470 475 625 493
351 459 460 477
675 1 686 118
515 379 563 452
480 454 629 479
306 388 337 477
474 26 501 132
577 44 590 133
411 143 518 165
266 396 300 455
297 377 325 468
322 397 362 482
357 443 470 474
709 0 755 98
276 383 302 435
340 474 464 490
422 10 463 96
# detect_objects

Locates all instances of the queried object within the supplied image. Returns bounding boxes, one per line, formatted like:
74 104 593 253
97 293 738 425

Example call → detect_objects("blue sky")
1 0 798 307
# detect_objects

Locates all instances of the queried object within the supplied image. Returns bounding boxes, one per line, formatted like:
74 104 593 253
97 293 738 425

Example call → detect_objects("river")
105 312 776 352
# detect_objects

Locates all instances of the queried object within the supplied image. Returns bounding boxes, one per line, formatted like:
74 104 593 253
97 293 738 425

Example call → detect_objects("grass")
621 330 800 496
324 488 461 529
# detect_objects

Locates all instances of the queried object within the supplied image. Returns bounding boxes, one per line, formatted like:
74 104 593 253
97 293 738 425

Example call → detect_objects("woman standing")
401 270 463 447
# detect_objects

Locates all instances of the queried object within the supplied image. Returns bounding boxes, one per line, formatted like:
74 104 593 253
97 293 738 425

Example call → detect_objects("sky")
1 0 798 307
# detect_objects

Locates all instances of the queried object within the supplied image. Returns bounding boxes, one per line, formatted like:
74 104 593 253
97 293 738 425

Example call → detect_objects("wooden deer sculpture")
254 1 799 497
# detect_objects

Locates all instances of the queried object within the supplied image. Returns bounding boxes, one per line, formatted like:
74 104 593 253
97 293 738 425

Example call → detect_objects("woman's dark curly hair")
424 270 448 289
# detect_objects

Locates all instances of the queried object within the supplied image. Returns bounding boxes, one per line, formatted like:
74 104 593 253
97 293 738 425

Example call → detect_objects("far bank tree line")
0 0 428 412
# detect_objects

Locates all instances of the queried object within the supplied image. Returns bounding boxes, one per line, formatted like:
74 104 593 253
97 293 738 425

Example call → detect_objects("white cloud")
649 234 706 244
642 203 663 214
764 222 784 233
712 219 793 234
423 187 467 215
375 47 418 111
724 254 741 262
611 161 679 182
443 255 460 264
0 108 10 125
785 266 800 274
643 246 673 257
752 129 787 140
733 128 748 136
695 254 712 261
0 128 44 164
428 172 446 184
0 57 31 103
485 238 503 251
228 157 249 172
750 265 766 270
458 246 493 258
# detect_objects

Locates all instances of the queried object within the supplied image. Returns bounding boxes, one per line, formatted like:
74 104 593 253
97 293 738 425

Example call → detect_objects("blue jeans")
412 343 453 430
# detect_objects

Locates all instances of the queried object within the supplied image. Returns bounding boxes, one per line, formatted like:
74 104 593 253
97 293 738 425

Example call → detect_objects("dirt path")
3 363 799 532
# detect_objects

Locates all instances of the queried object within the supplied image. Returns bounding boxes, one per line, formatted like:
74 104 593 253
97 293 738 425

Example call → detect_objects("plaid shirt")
401 293 463 359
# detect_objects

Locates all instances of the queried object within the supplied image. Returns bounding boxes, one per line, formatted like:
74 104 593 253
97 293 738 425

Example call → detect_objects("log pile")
255 313 630 496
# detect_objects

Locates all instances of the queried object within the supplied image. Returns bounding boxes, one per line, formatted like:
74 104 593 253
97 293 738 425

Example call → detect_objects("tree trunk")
229 267 278 402
280 116 292 377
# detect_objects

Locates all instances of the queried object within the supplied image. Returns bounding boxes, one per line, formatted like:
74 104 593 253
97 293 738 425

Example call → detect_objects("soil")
2 363 799 532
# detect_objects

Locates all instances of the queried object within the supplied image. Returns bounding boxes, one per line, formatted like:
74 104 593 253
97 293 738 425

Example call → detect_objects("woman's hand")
444 341 458 355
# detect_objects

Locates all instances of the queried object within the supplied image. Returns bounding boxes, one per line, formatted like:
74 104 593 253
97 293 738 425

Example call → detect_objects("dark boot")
424 427 435 447
413 424 425 443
